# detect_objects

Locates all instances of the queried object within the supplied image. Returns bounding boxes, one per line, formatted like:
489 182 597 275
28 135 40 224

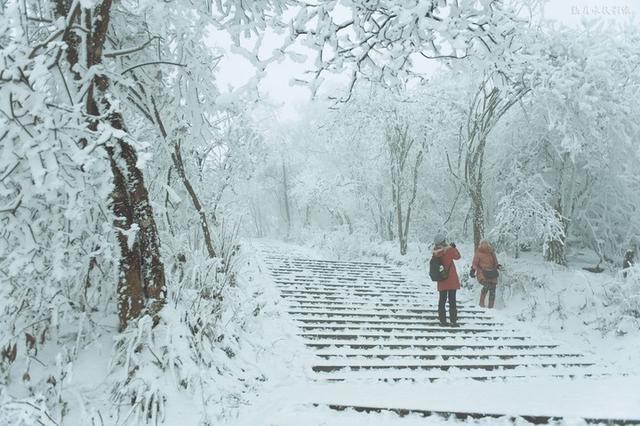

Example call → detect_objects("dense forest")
1 0 639 424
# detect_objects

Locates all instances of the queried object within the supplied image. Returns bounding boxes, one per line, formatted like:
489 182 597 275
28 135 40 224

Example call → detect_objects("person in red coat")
432 234 461 327
471 240 501 308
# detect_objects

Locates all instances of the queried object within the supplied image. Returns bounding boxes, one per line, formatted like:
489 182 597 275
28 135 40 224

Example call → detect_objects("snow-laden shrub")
0 390 57 426
110 253 222 424
494 265 546 314
109 221 267 424
600 265 640 335
498 257 640 336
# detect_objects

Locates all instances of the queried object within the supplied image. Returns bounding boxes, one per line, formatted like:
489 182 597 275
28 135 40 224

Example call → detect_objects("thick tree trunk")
57 0 167 330
117 139 166 304
109 152 145 328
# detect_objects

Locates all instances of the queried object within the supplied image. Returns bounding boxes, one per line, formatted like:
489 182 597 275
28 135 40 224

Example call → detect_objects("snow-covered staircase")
242 247 640 424
263 254 597 383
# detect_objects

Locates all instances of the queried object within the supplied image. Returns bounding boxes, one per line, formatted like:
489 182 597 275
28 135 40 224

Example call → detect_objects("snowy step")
275 284 423 296
286 308 492 318
311 358 594 373
314 351 585 360
306 341 560 351
297 325 517 334
265 256 398 268
270 272 406 283
316 365 604 382
267 261 399 271
274 282 427 294
298 332 536 341
274 278 420 288
280 295 477 306
285 302 485 313
269 267 403 276
272 270 401 278
318 404 638 424
292 318 505 327
272 272 405 281
277 289 422 298
282 299 443 309
272 275 408 284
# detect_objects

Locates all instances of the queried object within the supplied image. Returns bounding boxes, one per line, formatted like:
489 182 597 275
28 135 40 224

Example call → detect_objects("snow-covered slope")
234 241 640 425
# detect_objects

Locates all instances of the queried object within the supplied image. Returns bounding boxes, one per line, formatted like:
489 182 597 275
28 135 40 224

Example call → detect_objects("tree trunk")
401 148 424 256
150 97 216 258
471 190 484 250
171 143 216 258
462 79 530 251
392 182 406 255
118 139 166 304
342 211 353 235
109 153 145 329
57 0 167 330
282 160 291 237
544 205 568 265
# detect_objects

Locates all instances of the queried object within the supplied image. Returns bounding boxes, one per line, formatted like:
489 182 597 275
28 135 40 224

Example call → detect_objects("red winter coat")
472 245 499 285
433 246 461 291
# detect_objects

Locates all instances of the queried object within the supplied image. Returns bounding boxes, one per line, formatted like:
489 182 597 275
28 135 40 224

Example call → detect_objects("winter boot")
479 292 486 308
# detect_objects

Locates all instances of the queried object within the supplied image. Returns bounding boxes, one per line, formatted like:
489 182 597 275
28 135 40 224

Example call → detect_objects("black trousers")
438 289 457 323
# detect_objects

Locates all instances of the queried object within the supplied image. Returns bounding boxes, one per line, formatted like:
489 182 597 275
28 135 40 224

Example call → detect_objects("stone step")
298 325 516 334
277 288 422 298
314 351 584 360
268 268 403 277
306 342 559 351
281 296 481 308
317 404 636 424
285 303 485 313
286 309 492 319
271 272 407 280
283 300 447 309
311 359 594 373
265 256 398 269
266 261 404 272
293 318 505 327
275 284 423 297
298 332 535 341
317 367 600 382
273 280 426 293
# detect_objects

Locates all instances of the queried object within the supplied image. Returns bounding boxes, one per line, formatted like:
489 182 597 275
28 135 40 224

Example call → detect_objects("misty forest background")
1 0 640 424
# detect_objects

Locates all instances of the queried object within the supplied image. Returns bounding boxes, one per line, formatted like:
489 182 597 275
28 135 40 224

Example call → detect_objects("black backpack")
429 256 449 281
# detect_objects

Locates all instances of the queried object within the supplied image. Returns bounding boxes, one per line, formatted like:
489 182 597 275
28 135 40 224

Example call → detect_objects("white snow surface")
3 238 637 425
231 238 640 425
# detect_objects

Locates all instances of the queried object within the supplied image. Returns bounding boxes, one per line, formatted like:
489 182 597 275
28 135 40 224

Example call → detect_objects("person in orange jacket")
471 240 501 308
432 234 461 327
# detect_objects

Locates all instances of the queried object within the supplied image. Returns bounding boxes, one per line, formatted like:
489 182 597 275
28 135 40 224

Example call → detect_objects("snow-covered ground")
293 236 640 375
231 238 640 425
2 238 636 425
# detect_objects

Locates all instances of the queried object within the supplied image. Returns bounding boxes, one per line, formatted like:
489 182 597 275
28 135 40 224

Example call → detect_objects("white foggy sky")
213 0 637 122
